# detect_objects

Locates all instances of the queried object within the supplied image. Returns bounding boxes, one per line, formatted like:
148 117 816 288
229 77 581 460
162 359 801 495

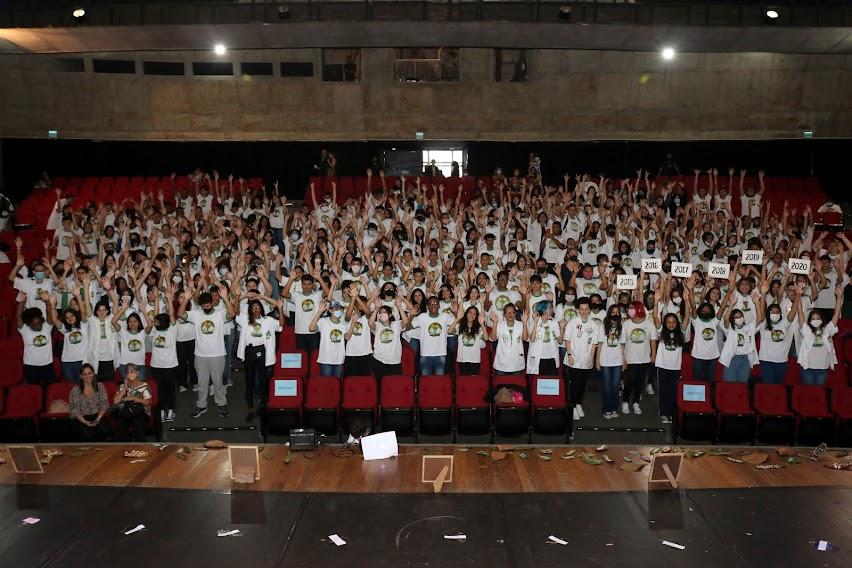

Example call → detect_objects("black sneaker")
218 406 229 418
191 407 207 419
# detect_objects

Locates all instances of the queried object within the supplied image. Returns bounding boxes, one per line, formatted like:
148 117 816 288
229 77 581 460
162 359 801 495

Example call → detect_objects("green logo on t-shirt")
330 329 343 343
379 328 394 343
428 322 443 336
629 329 647 343
201 321 215 334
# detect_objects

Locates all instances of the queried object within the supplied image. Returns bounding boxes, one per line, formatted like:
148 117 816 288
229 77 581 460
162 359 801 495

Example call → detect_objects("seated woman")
68 363 112 442
109 363 152 442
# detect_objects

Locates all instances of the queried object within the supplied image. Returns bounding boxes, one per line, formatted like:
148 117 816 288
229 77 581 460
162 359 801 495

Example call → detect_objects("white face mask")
332 310 344 319
811 318 823 328
672 297 682 305
565 295 576 303
769 313 781 323
734 317 745 327
172 275 182 284
350 265 361 275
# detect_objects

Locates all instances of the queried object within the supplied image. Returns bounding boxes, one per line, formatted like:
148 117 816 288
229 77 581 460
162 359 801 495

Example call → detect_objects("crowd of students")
8 165 849 432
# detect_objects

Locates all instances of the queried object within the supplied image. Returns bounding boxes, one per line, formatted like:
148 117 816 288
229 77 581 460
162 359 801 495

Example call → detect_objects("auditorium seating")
303 376 340 436
676 381 716 441
832 387 852 446
341 375 378 435
529 375 568 437
39 382 75 442
754 384 795 444
791 385 834 445
714 382 755 442
454 374 490 436
492 374 529 436
0 384 43 442
263 375 303 436
379 374 415 436
416 374 453 437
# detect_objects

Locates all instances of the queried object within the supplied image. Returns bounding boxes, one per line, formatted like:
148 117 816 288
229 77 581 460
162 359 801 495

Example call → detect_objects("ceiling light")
766 9 779 19
661 47 675 61
72 8 86 19
214 44 227 56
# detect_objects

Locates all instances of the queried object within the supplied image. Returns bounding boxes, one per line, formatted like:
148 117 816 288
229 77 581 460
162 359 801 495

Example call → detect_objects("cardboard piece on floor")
229 446 260 483
8 446 43 474
432 465 450 493
422 454 454 488
648 453 684 490
361 431 398 461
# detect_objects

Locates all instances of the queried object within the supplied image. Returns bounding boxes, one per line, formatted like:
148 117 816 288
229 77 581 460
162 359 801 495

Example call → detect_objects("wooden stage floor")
2 443 850 494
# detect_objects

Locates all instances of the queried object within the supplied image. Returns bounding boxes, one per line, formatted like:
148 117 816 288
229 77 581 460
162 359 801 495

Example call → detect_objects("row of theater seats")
677 381 852 447
0 381 161 443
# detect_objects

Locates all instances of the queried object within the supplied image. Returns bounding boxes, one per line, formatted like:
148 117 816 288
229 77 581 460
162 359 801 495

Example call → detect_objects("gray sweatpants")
195 355 227 409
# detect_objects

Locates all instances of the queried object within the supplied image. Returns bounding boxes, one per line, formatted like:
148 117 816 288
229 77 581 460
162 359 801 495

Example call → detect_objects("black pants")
23 363 56 389
110 408 147 442
533 358 558 376
565 366 592 408
623 363 649 405
345 354 373 376
76 414 112 442
96 360 115 383
151 366 178 412
176 340 198 388
458 362 481 375
657 368 679 418
373 359 402 384
244 345 269 408
296 333 319 356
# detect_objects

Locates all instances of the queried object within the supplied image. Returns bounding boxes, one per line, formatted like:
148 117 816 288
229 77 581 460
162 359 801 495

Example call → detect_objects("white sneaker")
645 384 655 395
605 412 614 419
621 402 630 414
160 410 165 422
633 403 642 415
192 384 199 392
179 386 187 393
577 404 585 418
166 410 176 422
611 411 618 418
572 407 581 420
661 416 671 424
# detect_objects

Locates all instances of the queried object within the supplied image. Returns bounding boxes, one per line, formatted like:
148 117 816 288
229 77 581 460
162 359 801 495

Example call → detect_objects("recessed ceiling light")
661 47 675 61
766 9 779 19
214 44 227 56
72 8 86 19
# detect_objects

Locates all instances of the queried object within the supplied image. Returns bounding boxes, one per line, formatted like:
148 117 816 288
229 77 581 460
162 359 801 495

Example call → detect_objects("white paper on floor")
444 534 466 540
22 517 40 525
329 534 346 546
123 524 146 535
548 535 568 545
661 540 685 550
217 529 241 537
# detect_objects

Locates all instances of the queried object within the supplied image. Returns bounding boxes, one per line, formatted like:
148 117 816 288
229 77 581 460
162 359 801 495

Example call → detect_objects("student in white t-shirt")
141 298 179 423
718 290 762 383
526 300 561 376
18 292 56 387
450 305 488 375
596 304 626 419
112 303 148 381
562 297 600 420
652 278 691 424
796 284 843 386
409 296 455 375
46 287 90 382
236 298 285 421
757 285 799 385
369 301 411 383
490 303 528 375
620 300 657 415
344 305 373 376
281 273 325 356
310 300 348 377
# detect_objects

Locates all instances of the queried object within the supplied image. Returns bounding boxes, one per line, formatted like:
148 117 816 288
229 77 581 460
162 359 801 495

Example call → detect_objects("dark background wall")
1 138 850 202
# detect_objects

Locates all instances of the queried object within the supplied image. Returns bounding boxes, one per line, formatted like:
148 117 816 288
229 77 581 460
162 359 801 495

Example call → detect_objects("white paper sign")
616 274 638 290
361 431 399 461
642 258 662 273
671 262 693 278
788 258 811 275
329 534 347 546
707 262 730 279
274 379 298 397
741 249 764 265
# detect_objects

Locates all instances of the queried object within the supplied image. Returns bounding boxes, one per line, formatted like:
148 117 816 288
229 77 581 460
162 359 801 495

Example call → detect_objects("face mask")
34 271 45 280
565 294 575 303
350 265 361 275
769 313 782 323
591 304 602 312
811 318 823 328
332 310 344 319
700 312 712 321
627 308 637 318
290 233 299 241
368 229 377 237
672 297 682 305
673 198 681 206
383 289 396 299
379 313 390 324
646 248 654 255
538 268 546 274
734 317 744 327
172 275 182 284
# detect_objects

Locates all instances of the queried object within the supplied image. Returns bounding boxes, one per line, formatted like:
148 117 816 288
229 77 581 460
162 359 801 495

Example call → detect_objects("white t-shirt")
186 309 228 357
118 329 147 366
345 316 373 357
373 320 402 364
412 312 455 357
757 319 792 364
493 320 525 373
564 316 600 369
14 277 54 317
597 324 624 367
289 289 323 334
150 324 179 369
655 330 683 371
59 324 89 362
799 322 837 370
457 328 486 363
316 317 347 365
529 319 560 362
690 317 721 360
621 318 658 364
20 324 53 366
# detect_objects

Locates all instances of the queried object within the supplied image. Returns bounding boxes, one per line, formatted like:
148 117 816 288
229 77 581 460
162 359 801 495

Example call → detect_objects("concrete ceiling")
1 21 852 54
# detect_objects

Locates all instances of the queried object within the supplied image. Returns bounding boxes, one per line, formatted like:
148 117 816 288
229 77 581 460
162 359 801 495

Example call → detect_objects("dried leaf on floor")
741 452 769 465
620 462 646 472
755 464 784 470
726 457 745 464
490 451 508 461
582 455 603 465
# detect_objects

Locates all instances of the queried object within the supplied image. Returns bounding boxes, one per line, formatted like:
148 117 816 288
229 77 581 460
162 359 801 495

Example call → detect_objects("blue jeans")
319 363 343 377
760 360 788 384
62 361 83 382
223 332 236 383
420 356 446 376
800 367 828 386
723 355 751 383
691 357 717 382
600 366 622 414
272 228 285 252
118 364 147 381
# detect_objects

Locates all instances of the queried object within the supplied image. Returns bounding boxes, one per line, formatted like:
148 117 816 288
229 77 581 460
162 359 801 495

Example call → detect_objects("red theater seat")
831 387 852 446
455 374 490 436
342 375 377 435
753 384 795 443
791 385 834 444
39 382 75 442
417 374 453 436
714 382 755 442
0 384 42 441
264 376 303 436
304 376 340 436
491 374 529 438
380 374 415 436
676 381 716 441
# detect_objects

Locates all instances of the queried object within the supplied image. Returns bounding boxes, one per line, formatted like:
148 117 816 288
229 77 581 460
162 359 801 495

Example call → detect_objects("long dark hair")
603 305 622 338
765 303 783 331
62 308 82 331
659 313 685 347
457 306 482 339
247 299 265 325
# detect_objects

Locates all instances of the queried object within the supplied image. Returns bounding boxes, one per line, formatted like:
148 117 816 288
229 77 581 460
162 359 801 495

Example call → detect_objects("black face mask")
383 289 396 299
646 248 655 254
591 303 602 311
